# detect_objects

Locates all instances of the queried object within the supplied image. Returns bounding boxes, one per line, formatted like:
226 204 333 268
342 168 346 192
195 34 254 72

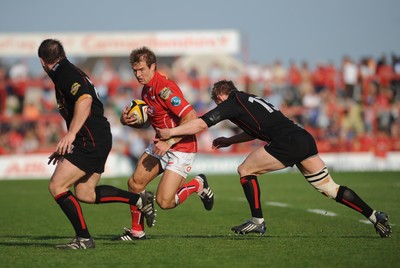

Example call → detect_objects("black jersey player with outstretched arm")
157 80 392 238
38 39 155 249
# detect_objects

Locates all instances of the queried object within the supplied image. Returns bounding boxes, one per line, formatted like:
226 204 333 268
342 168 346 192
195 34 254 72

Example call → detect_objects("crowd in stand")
1 53 400 162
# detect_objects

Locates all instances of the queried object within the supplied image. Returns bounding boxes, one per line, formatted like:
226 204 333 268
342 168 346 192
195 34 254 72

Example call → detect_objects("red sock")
130 205 144 232
175 178 201 205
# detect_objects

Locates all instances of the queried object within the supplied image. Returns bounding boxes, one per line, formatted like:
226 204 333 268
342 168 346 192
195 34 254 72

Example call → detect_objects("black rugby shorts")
264 129 318 167
64 138 112 174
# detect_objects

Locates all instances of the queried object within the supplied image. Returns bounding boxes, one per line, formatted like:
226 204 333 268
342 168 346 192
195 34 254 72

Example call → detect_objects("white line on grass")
263 200 398 230
306 209 337 217
266 201 290 207
265 201 337 217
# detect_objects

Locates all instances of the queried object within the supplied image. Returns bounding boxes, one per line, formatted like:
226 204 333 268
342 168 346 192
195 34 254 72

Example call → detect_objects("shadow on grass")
0 233 379 248
97 233 383 241
96 233 272 240
0 235 70 248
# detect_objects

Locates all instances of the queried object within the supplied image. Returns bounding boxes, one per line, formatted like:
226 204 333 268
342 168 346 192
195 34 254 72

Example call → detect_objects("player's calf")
304 167 339 199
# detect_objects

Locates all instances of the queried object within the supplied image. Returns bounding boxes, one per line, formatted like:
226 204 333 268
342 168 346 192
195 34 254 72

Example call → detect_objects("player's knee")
48 182 57 197
304 167 339 199
48 180 67 198
156 195 175 209
237 163 249 177
128 176 145 193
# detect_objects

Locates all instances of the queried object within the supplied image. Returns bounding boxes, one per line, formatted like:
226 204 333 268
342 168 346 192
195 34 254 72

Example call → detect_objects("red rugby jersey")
142 71 197 153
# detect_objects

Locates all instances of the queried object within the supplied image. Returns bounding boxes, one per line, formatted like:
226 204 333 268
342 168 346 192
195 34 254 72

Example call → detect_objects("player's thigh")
74 172 101 203
296 155 326 175
49 158 86 196
129 152 162 192
156 169 185 203
238 146 286 176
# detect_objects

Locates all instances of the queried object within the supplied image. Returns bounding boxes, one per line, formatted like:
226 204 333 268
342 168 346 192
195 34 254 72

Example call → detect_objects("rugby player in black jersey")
38 39 155 249
157 80 391 238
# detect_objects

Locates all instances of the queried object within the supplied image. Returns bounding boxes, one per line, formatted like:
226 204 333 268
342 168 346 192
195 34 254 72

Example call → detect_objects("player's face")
213 94 228 105
39 58 51 74
132 60 155 85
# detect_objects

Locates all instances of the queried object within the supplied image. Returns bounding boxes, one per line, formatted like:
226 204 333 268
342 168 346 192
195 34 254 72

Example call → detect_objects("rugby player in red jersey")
114 47 214 240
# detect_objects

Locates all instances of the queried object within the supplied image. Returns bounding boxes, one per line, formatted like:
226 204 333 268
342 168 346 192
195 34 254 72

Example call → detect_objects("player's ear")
215 94 223 104
218 93 228 103
150 63 156 71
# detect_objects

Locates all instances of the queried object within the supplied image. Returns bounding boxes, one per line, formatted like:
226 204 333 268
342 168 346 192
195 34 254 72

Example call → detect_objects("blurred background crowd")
1 53 400 165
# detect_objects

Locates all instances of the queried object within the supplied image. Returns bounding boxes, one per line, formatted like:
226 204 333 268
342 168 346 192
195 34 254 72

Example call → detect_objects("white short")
144 143 195 178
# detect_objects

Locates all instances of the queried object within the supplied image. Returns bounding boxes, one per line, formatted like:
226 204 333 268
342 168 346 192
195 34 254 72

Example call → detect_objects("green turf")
0 171 399 267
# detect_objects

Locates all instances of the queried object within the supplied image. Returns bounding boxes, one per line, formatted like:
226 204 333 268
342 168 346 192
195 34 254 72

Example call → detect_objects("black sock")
95 185 140 205
55 191 90 238
335 186 374 218
240 175 263 218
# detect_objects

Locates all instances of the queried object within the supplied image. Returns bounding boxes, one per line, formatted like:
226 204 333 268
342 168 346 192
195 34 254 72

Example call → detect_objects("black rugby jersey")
47 59 111 147
200 91 302 142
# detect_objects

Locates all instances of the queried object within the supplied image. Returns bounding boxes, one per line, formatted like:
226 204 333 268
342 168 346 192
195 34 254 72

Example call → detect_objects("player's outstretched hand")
212 137 232 149
48 152 62 165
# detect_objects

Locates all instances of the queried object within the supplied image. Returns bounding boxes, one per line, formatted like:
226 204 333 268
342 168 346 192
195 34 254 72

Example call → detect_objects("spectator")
8 60 29 114
392 54 400 101
23 101 41 119
341 56 359 101
376 55 394 93
0 67 6 115
21 128 40 153
299 61 314 98
312 62 327 94
325 62 337 95
286 61 302 106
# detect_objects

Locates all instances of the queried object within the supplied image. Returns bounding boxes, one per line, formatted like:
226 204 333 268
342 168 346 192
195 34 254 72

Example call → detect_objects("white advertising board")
0 30 240 57
0 152 133 180
0 152 399 180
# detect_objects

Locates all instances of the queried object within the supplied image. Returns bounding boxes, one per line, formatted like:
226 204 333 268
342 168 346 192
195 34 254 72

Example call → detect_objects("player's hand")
212 137 231 149
121 105 139 126
152 138 170 156
48 152 62 165
56 132 75 155
155 127 172 140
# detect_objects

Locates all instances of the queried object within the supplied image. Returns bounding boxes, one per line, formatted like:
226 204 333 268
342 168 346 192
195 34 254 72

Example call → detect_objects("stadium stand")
1 54 399 159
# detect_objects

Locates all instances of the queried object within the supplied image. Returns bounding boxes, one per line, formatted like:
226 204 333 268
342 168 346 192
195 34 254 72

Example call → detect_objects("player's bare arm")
56 94 92 155
168 109 198 143
153 110 198 156
156 116 207 140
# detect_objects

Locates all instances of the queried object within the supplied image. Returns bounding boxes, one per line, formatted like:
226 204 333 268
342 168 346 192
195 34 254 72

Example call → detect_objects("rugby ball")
127 99 149 126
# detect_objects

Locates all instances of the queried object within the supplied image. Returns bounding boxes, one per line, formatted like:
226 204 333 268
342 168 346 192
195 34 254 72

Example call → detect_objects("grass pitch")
0 171 399 267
